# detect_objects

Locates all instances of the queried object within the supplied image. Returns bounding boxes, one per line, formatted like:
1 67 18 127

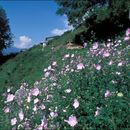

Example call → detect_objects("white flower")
40 104 46 110
31 88 40 96
6 94 15 103
105 90 112 98
7 88 11 93
65 89 71 93
50 111 58 118
64 54 70 58
64 115 78 127
34 98 39 104
18 110 24 121
117 92 123 97
71 54 74 57
77 63 85 70
73 99 79 109
4 107 10 113
92 42 98 49
118 62 123 66
116 72 121 75
52 61 57 66
44 71 50 78
109 60 113 65
44 68 47 72
11 118 17 126
94 107 100 117
48 65 52 70
33 105 37 111
27 96 31 103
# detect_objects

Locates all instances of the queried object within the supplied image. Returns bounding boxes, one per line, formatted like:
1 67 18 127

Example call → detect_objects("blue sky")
0 0 72 54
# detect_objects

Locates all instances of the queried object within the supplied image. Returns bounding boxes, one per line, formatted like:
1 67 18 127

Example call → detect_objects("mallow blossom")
65 89 71 93
11 118 17 126
31 88 40 96
73 99 79 109
109 60 113 65
77 63 85 70
103 51 110 58
118 61 123 67
64 115 78 127
124 36 130 41
18 110 24 121
64 54 70 58
125 28 130 36
92 42 98 49
93 64 101 70
4 107 10 113
52 61 57 66
50 111 58 118
34 98 39 104
105 90 112 98
6 94 15 103
44 71 50 78
94 107 100 117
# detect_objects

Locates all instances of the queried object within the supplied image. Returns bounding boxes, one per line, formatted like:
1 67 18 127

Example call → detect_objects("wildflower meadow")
1 29 130 130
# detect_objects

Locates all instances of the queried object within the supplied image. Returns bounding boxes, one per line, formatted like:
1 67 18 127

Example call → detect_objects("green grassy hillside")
0 28 130 130
0 26 86 92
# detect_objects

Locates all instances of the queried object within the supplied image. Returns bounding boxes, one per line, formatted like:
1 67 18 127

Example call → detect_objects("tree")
0 7 12 55
56 0 130 40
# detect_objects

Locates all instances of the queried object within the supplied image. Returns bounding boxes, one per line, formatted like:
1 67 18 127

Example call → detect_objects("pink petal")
31 88 39 96
18 110 24 121
65 116 78 127
92 42 98 49
11 118 17 126
105 90 112 98
4 107 10 113
73 99 79 109
77 63 85 70
6 94 15 102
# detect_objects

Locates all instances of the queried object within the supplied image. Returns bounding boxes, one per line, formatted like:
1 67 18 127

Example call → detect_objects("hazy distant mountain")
2 47 21 55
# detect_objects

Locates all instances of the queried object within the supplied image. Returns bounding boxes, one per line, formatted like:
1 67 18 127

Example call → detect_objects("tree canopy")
56 0 130 40
0 7 12 55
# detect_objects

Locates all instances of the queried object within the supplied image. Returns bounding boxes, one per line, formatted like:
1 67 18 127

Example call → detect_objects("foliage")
56 0 130 39
0 7 13 55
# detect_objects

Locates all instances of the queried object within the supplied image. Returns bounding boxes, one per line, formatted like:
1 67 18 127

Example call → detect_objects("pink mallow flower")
92 42 98 49
34 98 39 104
64 115 78 127
18 110 24 121
6 94 15 103
31 88 40 96
77 63 85 70
105 90 112 98
73 99 79 109
4 107 10 113
94 107 100 117
124 36 130 41
50 111 58 118
52 61 57 66
64 54 70 58
33 105 37 112
109 60 113 65
125 28 130 36
93 64 101 70
118 61 123 67
11 118 17 126
103 51 110 58
44 71 50 78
